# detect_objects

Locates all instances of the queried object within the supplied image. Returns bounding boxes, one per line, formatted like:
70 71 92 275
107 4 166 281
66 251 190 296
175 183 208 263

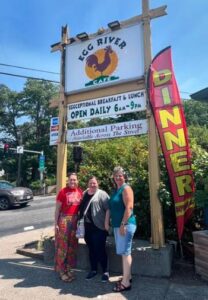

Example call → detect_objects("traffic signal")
4 144 9 154
73 146 83 163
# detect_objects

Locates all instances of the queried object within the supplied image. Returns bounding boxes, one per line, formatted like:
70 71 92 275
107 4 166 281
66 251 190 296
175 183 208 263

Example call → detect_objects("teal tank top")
109 184 136 228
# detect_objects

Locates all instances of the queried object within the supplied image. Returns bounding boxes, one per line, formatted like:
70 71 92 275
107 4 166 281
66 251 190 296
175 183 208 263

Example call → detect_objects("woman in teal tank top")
109 166 137 292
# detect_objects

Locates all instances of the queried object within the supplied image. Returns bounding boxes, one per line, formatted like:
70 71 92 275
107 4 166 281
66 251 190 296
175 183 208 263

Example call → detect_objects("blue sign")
39 155 45 170
51 117 59 126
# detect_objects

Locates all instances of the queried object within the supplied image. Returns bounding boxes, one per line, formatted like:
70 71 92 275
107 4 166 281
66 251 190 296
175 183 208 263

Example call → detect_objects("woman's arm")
104 209 110 231
120 186 134 235
55 201 61 232
78 192 86 220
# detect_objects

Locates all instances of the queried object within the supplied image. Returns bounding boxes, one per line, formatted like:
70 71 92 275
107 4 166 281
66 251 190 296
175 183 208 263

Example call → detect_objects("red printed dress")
55 187 83 274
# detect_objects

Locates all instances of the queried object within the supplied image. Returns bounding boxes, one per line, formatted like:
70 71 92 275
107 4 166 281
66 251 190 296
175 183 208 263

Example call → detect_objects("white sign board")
67 119 147 143
17 146 24 154
50 117 59 146
65 23 144 94
68 90 146 122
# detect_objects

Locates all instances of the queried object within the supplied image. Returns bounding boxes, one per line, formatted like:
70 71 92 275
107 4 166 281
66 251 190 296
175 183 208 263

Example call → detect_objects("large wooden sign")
65 23 144 94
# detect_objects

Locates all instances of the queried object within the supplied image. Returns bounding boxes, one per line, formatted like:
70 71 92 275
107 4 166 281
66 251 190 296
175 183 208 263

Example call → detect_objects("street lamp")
76 32 89 41
108 20 120 30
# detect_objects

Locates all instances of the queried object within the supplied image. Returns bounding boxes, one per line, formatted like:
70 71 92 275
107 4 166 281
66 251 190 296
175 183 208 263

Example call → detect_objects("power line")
0 72 59 83
0 66 193 95
0 63 60 75
180 91 191 95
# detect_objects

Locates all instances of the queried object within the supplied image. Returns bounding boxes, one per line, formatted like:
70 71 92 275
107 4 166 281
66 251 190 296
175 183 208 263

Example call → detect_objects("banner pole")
179 239 184 259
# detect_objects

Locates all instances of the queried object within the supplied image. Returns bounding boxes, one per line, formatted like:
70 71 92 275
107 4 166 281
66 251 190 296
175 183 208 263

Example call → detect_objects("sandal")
67 271 76 280
113 282 131 292
118 277 132 283
60 273 74 282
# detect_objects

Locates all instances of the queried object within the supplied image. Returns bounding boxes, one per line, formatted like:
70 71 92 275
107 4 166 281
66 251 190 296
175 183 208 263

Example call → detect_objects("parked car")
0 180 33 210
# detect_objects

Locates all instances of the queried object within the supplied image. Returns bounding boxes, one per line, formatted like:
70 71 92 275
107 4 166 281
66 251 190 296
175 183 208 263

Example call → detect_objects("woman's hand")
55 224 59 234
105 222 110 232
119 224 126 236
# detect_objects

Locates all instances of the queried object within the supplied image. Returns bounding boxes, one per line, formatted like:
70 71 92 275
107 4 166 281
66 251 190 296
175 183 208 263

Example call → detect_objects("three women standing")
55 173 83 282
54 166 136 292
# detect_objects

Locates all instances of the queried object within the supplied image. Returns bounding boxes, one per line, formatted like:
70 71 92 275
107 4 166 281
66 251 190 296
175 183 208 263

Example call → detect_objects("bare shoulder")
123 185 133 193
123 185 133 198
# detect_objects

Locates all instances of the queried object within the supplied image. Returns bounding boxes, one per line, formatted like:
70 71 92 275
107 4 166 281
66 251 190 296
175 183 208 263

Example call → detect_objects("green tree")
0 84 24 141
184 99 208 127
0 80 59 185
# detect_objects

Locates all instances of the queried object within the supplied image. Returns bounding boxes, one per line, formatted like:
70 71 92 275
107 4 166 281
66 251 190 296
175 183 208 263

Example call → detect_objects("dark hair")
88 176 99 183
67 172 77 178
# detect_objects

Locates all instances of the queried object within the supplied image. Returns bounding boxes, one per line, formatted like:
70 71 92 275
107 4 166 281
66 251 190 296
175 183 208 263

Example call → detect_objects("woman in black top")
79 176 110 282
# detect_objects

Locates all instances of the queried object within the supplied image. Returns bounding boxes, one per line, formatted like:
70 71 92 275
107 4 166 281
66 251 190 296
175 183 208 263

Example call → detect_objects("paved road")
0 195 55 237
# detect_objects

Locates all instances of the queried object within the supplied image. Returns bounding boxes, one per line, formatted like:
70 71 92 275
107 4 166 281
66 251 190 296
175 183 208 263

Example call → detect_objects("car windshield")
0 181 15 190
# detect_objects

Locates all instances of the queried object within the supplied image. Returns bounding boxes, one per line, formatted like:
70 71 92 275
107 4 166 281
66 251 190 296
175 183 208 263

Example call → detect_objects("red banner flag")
148 47 195 239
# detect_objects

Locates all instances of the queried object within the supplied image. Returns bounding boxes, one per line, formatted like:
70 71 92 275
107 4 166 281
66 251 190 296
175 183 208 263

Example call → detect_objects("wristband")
121 221 126 226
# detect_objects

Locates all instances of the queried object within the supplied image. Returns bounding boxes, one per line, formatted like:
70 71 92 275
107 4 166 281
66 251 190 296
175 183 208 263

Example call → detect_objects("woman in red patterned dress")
54 173 83 282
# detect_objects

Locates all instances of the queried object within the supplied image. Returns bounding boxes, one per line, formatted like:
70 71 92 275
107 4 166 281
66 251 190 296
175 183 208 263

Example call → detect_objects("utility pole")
142 0 165 248
56 26 68 193
17 132 23 186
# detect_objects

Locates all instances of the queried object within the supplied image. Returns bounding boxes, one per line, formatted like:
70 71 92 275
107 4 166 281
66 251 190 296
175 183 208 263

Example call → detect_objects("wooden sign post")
51 0 167 248
142 0 165 248
55 26 68 193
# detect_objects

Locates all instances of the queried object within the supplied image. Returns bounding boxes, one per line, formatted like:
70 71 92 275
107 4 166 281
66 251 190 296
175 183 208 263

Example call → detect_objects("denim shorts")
114 224 136 256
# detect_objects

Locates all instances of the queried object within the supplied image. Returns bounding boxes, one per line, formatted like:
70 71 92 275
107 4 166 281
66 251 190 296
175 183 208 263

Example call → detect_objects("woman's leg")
121 225 136 286
93 230 108 273
121 254 132 286
84 225 98 272
66 216 78 273
54 215 68 275
114 225 136 287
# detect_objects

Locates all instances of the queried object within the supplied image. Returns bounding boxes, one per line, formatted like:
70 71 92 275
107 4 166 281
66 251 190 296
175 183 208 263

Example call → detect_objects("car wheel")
0 197 11 210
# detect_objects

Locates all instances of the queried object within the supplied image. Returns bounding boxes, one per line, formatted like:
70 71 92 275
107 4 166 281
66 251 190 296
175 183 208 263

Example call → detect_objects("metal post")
17 132 23 186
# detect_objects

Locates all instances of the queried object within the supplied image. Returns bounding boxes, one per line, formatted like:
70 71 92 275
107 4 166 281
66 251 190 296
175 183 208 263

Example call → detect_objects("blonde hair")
113 166 128 180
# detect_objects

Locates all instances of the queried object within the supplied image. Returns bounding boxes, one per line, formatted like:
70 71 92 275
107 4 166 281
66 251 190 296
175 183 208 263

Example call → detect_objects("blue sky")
0 0 207 98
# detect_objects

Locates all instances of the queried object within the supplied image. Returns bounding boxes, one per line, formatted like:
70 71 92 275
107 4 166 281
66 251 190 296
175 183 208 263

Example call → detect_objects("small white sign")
50 117 59 146
17 146 24 154
68 90 146 122
67 119 147 143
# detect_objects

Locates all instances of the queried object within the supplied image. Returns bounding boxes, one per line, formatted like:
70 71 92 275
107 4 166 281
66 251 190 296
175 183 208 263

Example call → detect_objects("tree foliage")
0 80 58 184
184 99 208 127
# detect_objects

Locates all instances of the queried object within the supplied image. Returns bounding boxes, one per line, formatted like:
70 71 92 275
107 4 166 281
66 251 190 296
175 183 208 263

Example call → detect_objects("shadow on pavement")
1 256 208 300
0 257 128 299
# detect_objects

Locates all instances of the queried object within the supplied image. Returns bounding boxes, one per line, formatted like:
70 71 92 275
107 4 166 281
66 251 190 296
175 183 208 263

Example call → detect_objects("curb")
34 194 56 200
16 240 44 260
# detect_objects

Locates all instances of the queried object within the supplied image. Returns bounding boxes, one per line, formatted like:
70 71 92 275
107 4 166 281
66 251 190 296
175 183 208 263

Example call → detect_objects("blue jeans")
114 224 136 256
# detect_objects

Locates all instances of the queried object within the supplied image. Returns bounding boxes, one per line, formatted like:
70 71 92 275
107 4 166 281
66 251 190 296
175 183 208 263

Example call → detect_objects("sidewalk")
0 227 208 300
